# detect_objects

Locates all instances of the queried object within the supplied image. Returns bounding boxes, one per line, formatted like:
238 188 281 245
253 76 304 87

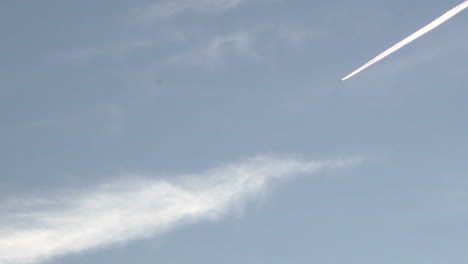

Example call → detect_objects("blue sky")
0 0 467 263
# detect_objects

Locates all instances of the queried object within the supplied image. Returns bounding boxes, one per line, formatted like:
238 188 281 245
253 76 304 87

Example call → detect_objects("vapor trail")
340 0 468 81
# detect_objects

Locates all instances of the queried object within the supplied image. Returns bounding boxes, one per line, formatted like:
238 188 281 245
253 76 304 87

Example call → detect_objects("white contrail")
0 155 362 264
340 0 468 81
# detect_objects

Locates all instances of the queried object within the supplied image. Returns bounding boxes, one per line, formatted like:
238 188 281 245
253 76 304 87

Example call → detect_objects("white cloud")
268 25 318 44
169 26 316 67
0 155 362 264
132 0 246 21
170 31 253 67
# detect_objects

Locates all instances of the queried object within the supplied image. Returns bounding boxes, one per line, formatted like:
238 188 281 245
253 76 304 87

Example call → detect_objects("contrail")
340 0 468 81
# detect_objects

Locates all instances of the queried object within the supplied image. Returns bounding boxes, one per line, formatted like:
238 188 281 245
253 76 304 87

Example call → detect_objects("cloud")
170 31 253 66
0 155 362 264
131 0 246 21
268 25 318 44
169 26 316 67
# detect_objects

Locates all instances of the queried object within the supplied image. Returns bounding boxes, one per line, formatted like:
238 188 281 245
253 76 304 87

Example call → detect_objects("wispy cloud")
169 26 316 67
131 0 247 21
170 31 253 67
268 25 318 45
0 155 362 264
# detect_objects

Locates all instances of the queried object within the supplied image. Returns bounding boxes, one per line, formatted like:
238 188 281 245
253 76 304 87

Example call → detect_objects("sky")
0 0 467 263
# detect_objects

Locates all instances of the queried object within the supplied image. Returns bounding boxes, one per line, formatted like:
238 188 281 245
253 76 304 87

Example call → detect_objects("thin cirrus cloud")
170 31 253 66
57 25 315 65
132 0 247 21
0 155 362 264
169 26 316 67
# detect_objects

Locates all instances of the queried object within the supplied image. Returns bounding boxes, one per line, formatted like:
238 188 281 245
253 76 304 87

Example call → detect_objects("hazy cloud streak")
0 156 362 264
132 0 246 21
169 26 316 67
169 32 253 67
340 0 468 81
